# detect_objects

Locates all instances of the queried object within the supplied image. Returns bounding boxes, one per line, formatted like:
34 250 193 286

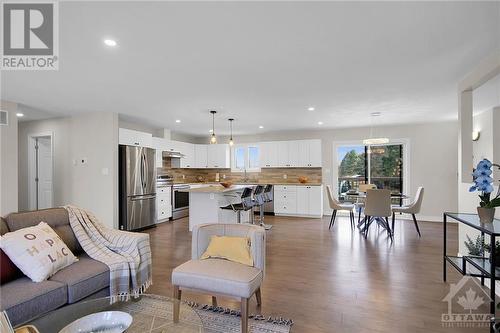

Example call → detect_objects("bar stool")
260 185 274 230
220 187 255 224
251 185 266 227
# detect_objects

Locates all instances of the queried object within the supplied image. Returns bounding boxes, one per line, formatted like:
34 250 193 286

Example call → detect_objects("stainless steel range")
172 184 190 219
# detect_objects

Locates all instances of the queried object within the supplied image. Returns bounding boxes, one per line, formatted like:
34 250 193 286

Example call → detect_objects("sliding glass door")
336 143 404 201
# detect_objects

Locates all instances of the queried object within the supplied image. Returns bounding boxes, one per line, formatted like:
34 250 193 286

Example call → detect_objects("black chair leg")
392 212 395 234
385 217 393 241
350 211 354 229
412 214 421 237
329 210 337 230
357 207 362 223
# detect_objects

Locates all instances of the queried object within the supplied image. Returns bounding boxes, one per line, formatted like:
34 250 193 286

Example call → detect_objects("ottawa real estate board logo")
1 1 59 70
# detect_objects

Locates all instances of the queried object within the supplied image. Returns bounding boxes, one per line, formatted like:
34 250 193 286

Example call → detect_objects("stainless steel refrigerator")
119 145 157 231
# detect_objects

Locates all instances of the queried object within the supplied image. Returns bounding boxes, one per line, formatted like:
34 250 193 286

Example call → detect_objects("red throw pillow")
0 249 22 284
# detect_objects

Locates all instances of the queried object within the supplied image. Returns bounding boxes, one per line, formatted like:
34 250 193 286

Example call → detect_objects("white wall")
0 101 19 216
18 112 118 228
214 121 459 221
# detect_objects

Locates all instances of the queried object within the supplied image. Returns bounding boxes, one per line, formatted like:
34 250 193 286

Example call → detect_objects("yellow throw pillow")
201 236 254 266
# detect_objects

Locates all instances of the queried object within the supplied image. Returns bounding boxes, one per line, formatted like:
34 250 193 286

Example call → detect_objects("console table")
443 212 500 331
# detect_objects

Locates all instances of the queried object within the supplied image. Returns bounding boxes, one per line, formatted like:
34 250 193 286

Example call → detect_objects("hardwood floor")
144 215 487 333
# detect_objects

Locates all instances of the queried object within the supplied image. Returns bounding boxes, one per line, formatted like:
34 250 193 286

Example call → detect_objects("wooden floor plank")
144 215 487 333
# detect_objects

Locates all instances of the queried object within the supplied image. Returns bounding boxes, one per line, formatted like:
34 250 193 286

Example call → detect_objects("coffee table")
18 294 204 333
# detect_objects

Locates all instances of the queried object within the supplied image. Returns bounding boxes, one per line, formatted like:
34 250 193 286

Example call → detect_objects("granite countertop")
178 184 248 193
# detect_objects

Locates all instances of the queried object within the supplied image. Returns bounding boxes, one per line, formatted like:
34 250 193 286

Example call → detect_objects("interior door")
37 137 53 209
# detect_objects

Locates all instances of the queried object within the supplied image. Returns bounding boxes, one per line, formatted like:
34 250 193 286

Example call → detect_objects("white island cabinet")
274 185 323 218
181 185 252 231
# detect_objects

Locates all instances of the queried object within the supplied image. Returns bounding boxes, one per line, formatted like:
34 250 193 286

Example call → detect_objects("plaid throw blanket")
64 205 152 301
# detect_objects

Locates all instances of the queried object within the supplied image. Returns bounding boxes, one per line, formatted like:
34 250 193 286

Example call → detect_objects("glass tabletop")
19 294 204 333
445 212 500 235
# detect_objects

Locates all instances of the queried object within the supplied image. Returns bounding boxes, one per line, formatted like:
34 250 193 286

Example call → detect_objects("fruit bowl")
298 176 309 184
220 182 233 188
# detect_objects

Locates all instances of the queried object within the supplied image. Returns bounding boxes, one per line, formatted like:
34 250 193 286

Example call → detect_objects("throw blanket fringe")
64 205 152 301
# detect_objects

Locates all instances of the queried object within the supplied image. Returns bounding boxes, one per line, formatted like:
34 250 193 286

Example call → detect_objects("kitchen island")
179 184 254 231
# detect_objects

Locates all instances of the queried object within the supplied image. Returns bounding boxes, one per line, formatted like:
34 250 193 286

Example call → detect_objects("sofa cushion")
0 250 22 284
0 222 79 283
49 254 109 303
0 216 9 236
172 258 262 298
0 277 67 326
5 208 82 254
0 217 23 285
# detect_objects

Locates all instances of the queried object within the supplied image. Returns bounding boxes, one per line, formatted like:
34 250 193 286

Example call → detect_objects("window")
336 143 405 203
232 144 260 171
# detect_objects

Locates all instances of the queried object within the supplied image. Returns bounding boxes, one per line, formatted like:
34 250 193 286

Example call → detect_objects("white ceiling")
2 1 500 136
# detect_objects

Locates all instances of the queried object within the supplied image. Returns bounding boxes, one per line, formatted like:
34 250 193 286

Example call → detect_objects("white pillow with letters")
0 222 78 282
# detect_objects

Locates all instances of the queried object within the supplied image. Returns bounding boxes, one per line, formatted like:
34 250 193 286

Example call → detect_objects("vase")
477 207 496 223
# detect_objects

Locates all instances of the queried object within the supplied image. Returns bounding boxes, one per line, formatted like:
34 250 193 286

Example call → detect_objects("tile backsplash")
158 158 322 184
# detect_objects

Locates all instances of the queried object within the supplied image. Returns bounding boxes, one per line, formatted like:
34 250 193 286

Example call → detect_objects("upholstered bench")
172 224 266 333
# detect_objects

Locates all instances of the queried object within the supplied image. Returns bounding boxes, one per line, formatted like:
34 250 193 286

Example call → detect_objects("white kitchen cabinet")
207 144 230 168
119 128 152 147
274 185 297 215
179 142 195 168
274 185 323 218
151 137 168 168
194 144 208 168
277 142 289 167
277 141 300 167
260 142 279 168
298 139 322 167
157 186 172 222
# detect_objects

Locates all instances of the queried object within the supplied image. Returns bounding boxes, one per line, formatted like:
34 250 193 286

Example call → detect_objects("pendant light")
363 112 389 145
228 118 235 146
209 110 217 144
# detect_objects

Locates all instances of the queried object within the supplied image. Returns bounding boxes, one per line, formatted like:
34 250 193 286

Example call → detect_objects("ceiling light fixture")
104 39 117 47
308 107 315 111
363 112 389 145
209 110 217 144
175 119 181 123
228 118 235 146
318 121 323 125
16 113 24 117
259 125 264 129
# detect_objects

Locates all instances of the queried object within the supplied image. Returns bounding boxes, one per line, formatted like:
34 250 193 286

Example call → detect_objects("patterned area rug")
118 296 293 333
189 303 293 333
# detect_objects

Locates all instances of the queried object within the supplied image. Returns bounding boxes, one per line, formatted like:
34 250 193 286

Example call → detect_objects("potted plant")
469 159 500 223
464 234 484 256
484 240 500 268
463 235 500 267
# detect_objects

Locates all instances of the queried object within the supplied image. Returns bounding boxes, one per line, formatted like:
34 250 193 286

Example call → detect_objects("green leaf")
487 197 500 208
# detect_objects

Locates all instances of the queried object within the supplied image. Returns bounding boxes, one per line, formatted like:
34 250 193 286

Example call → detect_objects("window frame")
231 143 261 172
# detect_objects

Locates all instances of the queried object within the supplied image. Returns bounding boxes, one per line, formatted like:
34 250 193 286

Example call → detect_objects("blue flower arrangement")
469 159 500 208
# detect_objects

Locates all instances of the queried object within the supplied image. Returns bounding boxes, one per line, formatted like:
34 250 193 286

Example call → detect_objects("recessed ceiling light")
16 113 24 117
308 107 315 111
371 112 381 117
318 121 323 125
175 119 181 123
104 39 117 47
259 125 264 129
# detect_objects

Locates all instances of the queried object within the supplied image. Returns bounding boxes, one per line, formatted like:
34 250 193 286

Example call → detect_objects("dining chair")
392 187 424 237
326 185 355 229
355 183 377 224
362 189 393 240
